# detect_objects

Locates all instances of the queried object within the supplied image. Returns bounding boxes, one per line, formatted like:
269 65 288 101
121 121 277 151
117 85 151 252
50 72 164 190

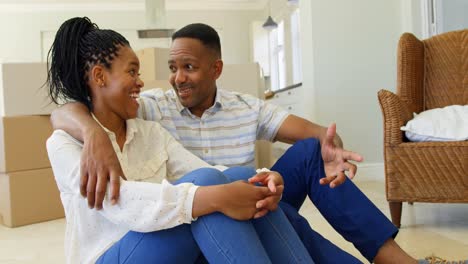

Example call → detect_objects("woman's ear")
90 65 106 88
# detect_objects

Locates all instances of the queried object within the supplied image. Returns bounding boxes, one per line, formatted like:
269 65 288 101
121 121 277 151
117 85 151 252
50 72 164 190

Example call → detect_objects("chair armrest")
378 89 413 146
397 33 425 114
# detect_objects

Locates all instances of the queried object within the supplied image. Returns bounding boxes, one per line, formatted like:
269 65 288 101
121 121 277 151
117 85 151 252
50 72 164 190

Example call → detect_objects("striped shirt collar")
173 87 224 116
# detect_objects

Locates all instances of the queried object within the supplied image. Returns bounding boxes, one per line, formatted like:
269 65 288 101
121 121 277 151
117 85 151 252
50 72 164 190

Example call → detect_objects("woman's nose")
136 76 144 88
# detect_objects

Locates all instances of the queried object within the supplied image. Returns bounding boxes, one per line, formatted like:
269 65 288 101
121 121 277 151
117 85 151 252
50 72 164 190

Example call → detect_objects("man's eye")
129 70 136 76
186 64 194 70
169 66 176 73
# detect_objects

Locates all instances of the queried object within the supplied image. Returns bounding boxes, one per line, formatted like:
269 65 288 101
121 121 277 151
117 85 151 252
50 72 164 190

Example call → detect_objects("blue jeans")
97 167 313 264
270 138 398 263
224 139 398 263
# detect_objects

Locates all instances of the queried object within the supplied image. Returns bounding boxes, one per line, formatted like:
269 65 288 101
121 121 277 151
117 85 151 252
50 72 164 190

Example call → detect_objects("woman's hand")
193 181 273 220
218 181 274 220
248 171 284 216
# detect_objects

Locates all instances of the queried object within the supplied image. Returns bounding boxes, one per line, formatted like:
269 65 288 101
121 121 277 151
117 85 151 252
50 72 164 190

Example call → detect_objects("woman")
46 17 313 264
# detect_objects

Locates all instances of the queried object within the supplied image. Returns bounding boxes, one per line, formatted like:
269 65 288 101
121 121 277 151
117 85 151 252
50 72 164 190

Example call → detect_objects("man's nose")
174 70 187 85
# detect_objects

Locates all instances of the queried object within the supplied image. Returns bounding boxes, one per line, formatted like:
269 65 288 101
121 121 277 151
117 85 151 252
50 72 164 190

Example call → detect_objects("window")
290 8 302 84
269 20 286 91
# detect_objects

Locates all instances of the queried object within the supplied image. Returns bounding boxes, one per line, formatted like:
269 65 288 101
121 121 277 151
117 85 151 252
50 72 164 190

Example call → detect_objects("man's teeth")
178 88 191 94
130 93 139 99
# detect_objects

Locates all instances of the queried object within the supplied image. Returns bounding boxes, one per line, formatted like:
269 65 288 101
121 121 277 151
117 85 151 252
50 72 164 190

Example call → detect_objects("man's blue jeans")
270 138 398 263
97 167 313 264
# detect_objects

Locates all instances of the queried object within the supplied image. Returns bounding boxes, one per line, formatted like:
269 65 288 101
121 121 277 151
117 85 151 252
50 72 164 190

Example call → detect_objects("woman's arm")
47 130 271 233
46 130 194 231
158 123 275 219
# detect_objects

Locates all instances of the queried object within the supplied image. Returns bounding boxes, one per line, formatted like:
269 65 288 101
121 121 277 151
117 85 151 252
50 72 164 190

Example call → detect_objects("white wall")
166 10 262 64
400 0 424 38
299 0 403 163
0 8 261 64
0 10 147 62
438 0 468 33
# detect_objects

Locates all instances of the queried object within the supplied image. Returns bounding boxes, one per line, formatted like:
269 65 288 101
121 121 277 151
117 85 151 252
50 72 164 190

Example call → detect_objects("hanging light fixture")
263 16 278 30
137 0 175 39
262 1 278 30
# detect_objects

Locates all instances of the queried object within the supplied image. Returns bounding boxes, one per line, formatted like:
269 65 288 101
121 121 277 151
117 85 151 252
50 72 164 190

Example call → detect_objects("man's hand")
248 171 284 217
80 128 125 209
320 123 363 188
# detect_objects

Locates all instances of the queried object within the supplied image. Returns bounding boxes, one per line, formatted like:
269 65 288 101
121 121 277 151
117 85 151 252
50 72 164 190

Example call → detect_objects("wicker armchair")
378 30 468 228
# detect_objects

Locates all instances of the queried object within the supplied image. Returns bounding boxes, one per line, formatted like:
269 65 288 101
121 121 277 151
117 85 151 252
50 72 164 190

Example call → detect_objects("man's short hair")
172 23 222 58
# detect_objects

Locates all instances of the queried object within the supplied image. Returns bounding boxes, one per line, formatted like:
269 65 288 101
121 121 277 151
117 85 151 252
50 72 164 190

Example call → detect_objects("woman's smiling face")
97 45 144 121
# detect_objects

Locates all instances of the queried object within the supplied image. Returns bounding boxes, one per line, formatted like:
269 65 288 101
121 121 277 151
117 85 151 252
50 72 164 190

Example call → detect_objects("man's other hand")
320 123 363 188
80 128 125 209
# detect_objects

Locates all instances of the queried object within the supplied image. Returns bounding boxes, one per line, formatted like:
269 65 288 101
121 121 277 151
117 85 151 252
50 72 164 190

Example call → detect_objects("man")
51 23 417 263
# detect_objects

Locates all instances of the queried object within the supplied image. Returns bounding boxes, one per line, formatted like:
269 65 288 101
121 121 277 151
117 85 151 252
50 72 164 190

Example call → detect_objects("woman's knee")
223 166 257 181
188 168 229 186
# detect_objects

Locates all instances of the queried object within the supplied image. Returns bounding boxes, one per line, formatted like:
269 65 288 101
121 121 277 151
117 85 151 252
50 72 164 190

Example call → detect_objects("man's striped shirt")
137 88 289 168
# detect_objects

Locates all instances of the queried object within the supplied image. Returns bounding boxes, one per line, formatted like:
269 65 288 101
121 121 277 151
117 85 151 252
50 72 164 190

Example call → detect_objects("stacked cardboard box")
218 63 272 168
135 47 172 92
135 47 171 83
0 63 64 227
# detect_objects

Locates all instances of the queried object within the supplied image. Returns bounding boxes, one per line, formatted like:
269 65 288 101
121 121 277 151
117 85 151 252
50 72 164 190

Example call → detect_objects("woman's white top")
46 118 221 264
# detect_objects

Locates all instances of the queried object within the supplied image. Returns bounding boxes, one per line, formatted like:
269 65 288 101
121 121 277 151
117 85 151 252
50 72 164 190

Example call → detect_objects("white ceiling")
0 0 261 2
0 0 268 11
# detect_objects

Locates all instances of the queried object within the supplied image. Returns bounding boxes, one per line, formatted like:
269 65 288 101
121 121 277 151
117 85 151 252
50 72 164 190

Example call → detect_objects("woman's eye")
129 69 140 77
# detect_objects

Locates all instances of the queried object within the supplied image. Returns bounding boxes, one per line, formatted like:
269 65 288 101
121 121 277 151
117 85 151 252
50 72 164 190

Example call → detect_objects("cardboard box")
218 63 265 98
0 62 56 116
218 63 272 168
0 115 53 172
135 48 171 83
0 168 64 227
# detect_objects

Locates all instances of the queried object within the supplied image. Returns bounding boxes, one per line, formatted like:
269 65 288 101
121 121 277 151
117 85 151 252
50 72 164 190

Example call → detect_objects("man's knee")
190 168 229 186
285 138 321 161
297 138 320 150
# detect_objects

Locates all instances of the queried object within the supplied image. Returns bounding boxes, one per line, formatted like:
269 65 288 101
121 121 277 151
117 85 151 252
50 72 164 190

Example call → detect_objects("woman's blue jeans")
97 167 313 264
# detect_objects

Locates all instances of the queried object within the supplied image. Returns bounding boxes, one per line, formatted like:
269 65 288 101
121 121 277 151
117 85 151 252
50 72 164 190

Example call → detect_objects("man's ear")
90 65 106 88
213 59 223 80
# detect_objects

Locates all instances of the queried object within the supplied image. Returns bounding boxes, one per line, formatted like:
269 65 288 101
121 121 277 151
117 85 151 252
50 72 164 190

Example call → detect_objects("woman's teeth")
130 93 139 99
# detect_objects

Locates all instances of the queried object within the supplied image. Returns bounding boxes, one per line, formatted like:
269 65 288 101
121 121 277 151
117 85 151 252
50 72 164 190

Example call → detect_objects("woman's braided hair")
46 17 129 110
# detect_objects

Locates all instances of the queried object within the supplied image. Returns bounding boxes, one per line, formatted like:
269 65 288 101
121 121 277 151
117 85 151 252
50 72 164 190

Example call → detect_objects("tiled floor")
1 178 467 263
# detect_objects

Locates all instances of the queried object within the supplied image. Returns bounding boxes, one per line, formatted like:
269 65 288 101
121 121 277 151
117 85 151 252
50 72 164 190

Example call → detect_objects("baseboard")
355 163 385 182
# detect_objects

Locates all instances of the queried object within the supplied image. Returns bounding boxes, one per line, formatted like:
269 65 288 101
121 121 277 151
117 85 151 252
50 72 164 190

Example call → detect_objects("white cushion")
400 105 468 142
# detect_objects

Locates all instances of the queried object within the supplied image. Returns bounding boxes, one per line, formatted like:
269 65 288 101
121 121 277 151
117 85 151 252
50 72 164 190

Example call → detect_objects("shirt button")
204 149 209 154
